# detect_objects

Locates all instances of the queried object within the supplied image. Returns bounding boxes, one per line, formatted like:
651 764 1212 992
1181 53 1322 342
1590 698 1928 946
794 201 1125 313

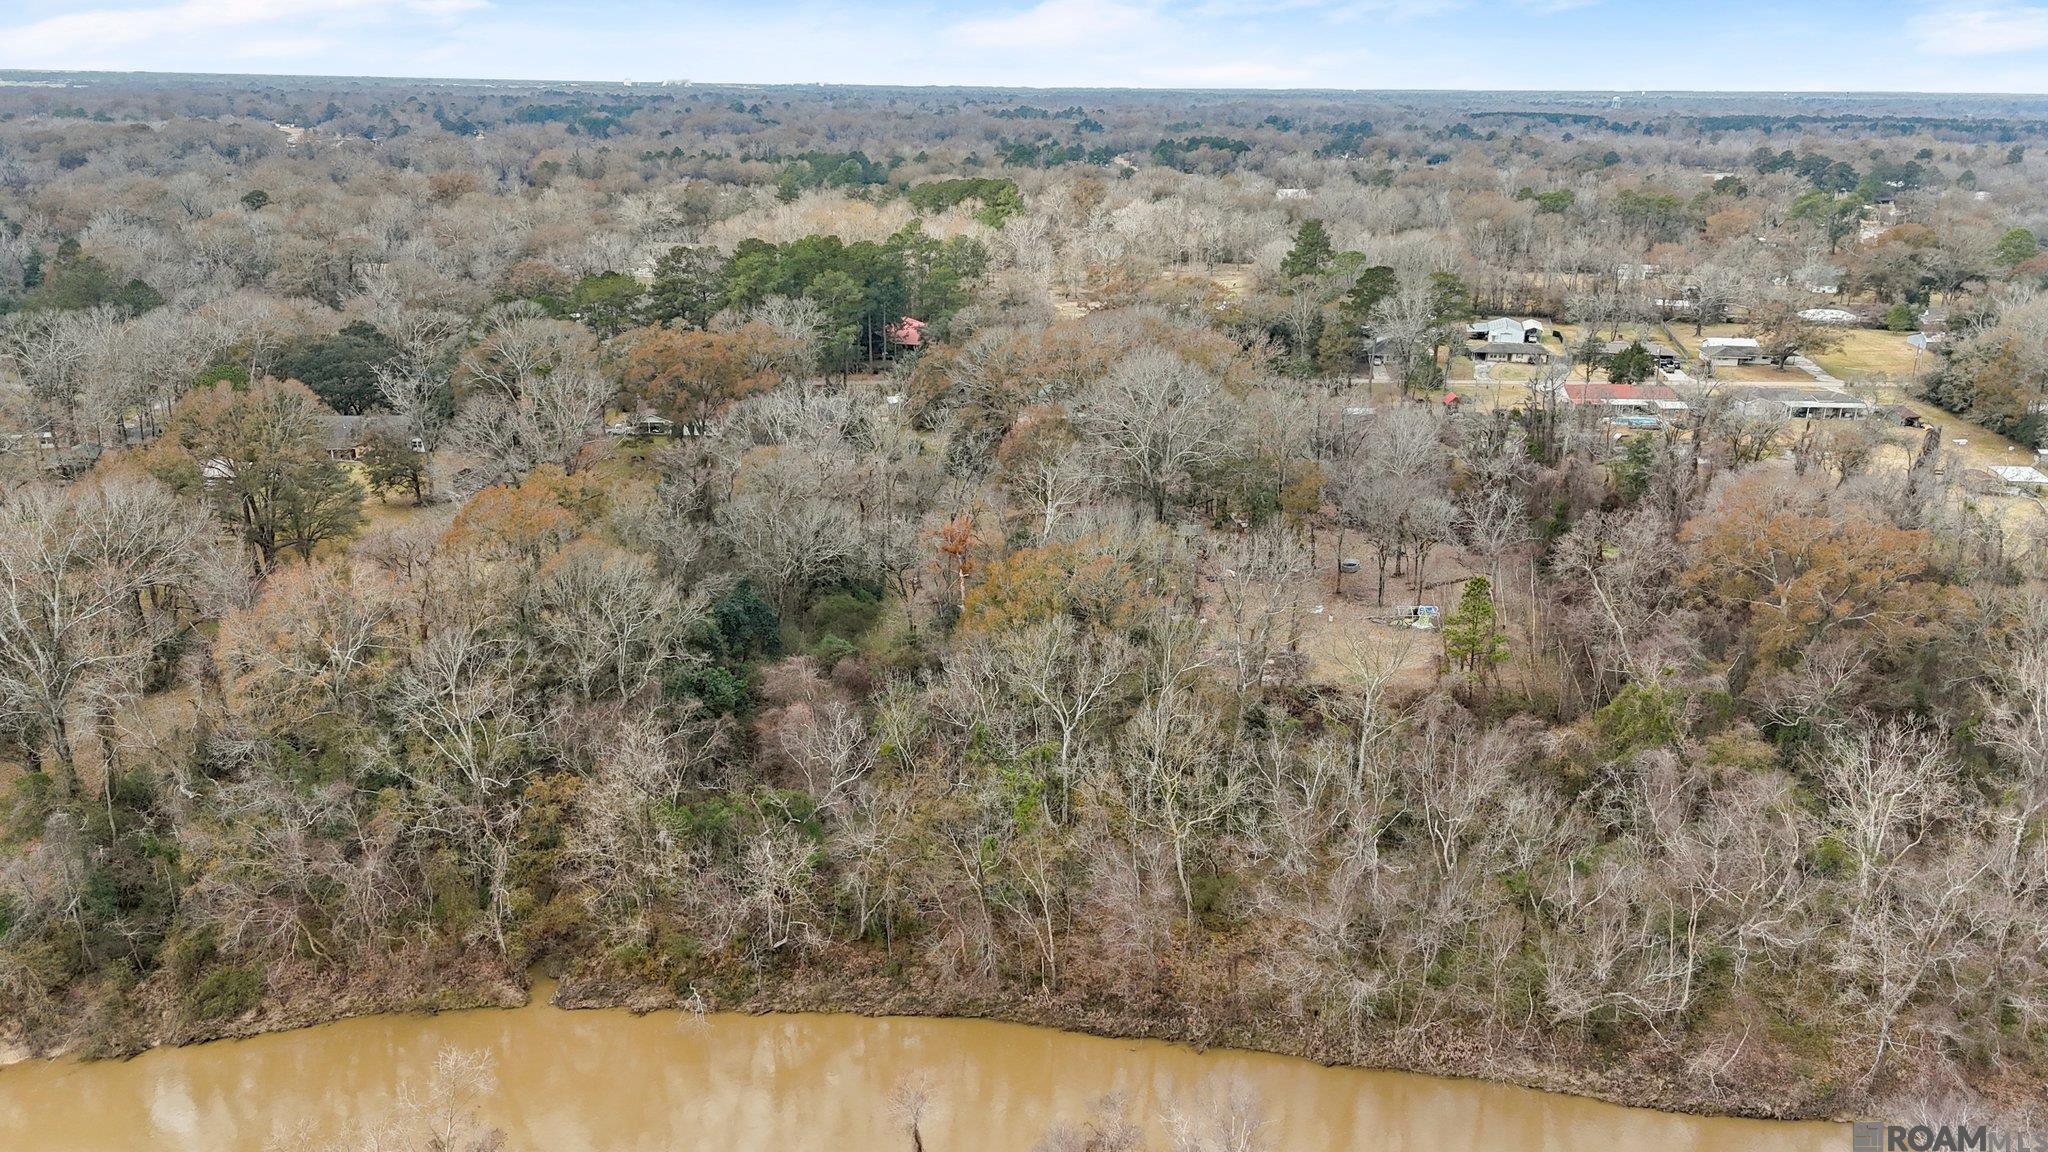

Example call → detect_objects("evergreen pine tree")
1443 576 1507 675
1280 219 1334 279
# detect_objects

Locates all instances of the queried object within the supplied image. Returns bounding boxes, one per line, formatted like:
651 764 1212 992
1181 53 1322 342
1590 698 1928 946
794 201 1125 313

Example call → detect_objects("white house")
1467 316 1542 344
1471 342 1554 364
1700 337 1765 366
1796 264 1845 294
1731 385 1873 419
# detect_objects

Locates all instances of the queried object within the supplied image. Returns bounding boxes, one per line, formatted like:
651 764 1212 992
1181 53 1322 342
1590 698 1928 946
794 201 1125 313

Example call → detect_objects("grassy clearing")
1297 532 1460 690
1877 391 2036 471
1810 328 1924 382
1209 263 1254 295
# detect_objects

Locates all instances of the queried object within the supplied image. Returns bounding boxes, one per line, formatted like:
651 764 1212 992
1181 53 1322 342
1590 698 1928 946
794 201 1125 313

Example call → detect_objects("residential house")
317 413 418 460
1991 465 2048 488
1798 308 1861 325
1471 341 1553 364
1599 339 1681 371
1729 385 1873 419
1559 380 1689 415
320 414 368 461
1699 337 1765 366
886 316 928 350
607 411 685 438
1984 465 2048 493
1467 316 1542 345
1794 264 1845 294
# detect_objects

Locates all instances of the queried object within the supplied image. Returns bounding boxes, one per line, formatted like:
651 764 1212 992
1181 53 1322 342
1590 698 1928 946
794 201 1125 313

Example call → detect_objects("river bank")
0 955 1863 1124
564 966 1856 1124
0 980 1846 1152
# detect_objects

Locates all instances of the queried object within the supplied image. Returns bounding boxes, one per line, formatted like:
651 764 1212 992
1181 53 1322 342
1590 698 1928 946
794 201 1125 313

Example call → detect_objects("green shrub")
807 634 859 670
1593 682 1682 759
1189 872 1237 929
707 581 781 658
188 964 262 1021
664 662 751 716
805 589 881 640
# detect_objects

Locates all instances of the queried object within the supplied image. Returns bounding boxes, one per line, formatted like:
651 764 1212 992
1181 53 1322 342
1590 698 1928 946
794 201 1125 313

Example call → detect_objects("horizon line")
3 68 2047 100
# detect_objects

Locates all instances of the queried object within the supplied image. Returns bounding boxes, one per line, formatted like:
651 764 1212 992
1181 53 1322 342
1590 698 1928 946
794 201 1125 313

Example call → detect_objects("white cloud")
0 0 486 62
949 0 1168 50
6 0 2044 93
1911 4 2048 54
1193 0 1586 22
933 0 1395 87
228 35 336 58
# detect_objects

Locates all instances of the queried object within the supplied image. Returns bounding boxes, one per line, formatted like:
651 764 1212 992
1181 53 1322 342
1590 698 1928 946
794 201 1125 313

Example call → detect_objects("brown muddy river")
0 990 1845 1151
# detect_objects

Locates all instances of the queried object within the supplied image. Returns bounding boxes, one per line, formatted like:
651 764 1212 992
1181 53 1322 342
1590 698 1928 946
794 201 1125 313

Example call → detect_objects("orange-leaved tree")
445 465 590 567
620 324 776 434
958 536 1143 636
1681 471 1954 667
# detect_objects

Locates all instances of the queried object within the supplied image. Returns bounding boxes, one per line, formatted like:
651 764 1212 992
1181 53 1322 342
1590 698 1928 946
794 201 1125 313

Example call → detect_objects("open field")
1295 530 1463 690
1683 322 1922 384
1810 328 1925 382
1862 383 2041 472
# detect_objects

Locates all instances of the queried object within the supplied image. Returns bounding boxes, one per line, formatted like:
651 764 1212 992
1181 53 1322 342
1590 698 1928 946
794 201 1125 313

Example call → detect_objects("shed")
1990 465 2048 487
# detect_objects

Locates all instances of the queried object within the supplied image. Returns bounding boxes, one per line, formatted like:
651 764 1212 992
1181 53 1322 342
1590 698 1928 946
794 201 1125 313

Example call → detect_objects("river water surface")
0 990 1846 1151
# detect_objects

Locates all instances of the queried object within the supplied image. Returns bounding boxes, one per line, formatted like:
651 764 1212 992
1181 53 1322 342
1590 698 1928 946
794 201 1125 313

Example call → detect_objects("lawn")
1810 328 1925 382
1684 321 1924 383
1555 320 1679 354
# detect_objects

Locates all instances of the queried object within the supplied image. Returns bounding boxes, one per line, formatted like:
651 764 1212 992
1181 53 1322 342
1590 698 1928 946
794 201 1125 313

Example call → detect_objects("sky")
4 0 2048 92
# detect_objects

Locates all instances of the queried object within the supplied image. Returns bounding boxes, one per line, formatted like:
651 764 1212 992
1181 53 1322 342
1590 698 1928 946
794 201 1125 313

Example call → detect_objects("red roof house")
886 317 928 348
1559 381 1689 413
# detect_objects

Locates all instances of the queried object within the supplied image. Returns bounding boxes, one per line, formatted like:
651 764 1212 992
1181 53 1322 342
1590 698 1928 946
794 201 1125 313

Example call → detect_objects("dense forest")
6 75 2048 1128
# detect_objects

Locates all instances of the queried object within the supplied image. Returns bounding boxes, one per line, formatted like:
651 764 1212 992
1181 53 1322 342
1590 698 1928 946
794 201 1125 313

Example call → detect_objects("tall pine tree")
1443 576 1507 676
